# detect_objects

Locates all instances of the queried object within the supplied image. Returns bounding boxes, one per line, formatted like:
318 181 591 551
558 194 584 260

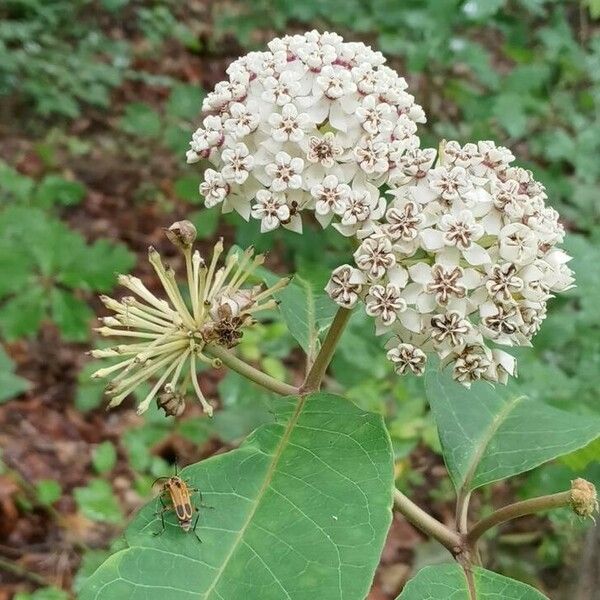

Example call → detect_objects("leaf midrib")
202 395 306 599
460 394 524 492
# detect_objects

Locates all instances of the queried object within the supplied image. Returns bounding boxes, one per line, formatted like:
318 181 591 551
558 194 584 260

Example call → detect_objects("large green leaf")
398 564 548 599
263 272 337 361
426 369 600 491
80 393 394 600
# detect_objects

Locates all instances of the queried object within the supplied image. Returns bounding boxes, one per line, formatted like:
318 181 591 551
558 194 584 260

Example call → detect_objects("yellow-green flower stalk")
91 221 289 417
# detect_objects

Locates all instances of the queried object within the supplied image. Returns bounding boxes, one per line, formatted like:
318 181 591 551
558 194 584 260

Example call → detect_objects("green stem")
466 490 571 548
302 307 352 393
206 344 298 397
393 489 462 555
0 555 49 586
456 489 471 534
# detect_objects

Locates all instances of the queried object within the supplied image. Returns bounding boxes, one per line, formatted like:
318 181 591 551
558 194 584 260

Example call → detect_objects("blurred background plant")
0 0 598 598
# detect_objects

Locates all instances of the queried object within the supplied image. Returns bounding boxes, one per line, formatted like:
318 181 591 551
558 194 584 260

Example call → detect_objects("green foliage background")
1 0 599 598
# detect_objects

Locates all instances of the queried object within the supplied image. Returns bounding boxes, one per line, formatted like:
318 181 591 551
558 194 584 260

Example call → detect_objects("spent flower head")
91 221 288 416
326 140 575 386
187 30 425 237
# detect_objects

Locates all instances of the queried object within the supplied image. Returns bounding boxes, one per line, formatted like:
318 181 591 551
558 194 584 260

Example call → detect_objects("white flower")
187 30 425 233
499 223 538 265
250 189 290 232
187 116 224 163
200 169 229 208
354 236 396 280
325 264 364 308
261 71 302 106
365 284 406 326
430 310 471 347
428 166 471 202
326 139 574 386
338 188 379 227
268 103 313 142
386 342 427 375
354 136 389 174
356 95 394 136
452 345 491 387
224 102 259 138
310 175 352 227
221 143 254 184
306 132 344 168
320 65 356 97
264 152 304 192
384 201 423 242
485 263 523 302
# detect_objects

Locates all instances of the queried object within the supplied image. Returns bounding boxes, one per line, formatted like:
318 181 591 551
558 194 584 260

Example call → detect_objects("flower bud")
165 220 197 250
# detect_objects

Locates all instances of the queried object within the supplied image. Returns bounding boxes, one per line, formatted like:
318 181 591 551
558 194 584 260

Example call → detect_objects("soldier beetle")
152 466 210 542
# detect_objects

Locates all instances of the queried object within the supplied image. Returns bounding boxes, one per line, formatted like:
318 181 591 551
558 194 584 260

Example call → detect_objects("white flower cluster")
326 140 575 386
187 30 425 236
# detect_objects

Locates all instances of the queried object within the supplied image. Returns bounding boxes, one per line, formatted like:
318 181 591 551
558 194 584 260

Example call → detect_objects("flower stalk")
302 306 352 393
466 478 598 548
206 344 298 397
393 488 462 555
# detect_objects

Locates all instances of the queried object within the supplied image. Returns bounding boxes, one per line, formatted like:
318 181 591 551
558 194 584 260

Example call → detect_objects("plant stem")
456 489 471 534
466 490 571 547
302 307 352 393
0 555 49 586
206 344 299 397
393 488 462 555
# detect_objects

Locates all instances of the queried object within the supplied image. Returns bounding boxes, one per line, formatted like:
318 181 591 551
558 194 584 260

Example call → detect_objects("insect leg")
153 495 170 536
192 512 202 543
153 507 168 536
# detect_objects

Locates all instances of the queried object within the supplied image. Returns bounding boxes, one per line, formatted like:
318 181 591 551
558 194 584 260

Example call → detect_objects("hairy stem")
206 344 298 397
466 490 572 547
302 307 352 393
394 488 462 555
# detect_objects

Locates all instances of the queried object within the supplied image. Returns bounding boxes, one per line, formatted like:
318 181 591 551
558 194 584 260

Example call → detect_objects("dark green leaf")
398 563 548 599
80 393 394 600
426 369 600 491
74 549 113 595
263 271 337 361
